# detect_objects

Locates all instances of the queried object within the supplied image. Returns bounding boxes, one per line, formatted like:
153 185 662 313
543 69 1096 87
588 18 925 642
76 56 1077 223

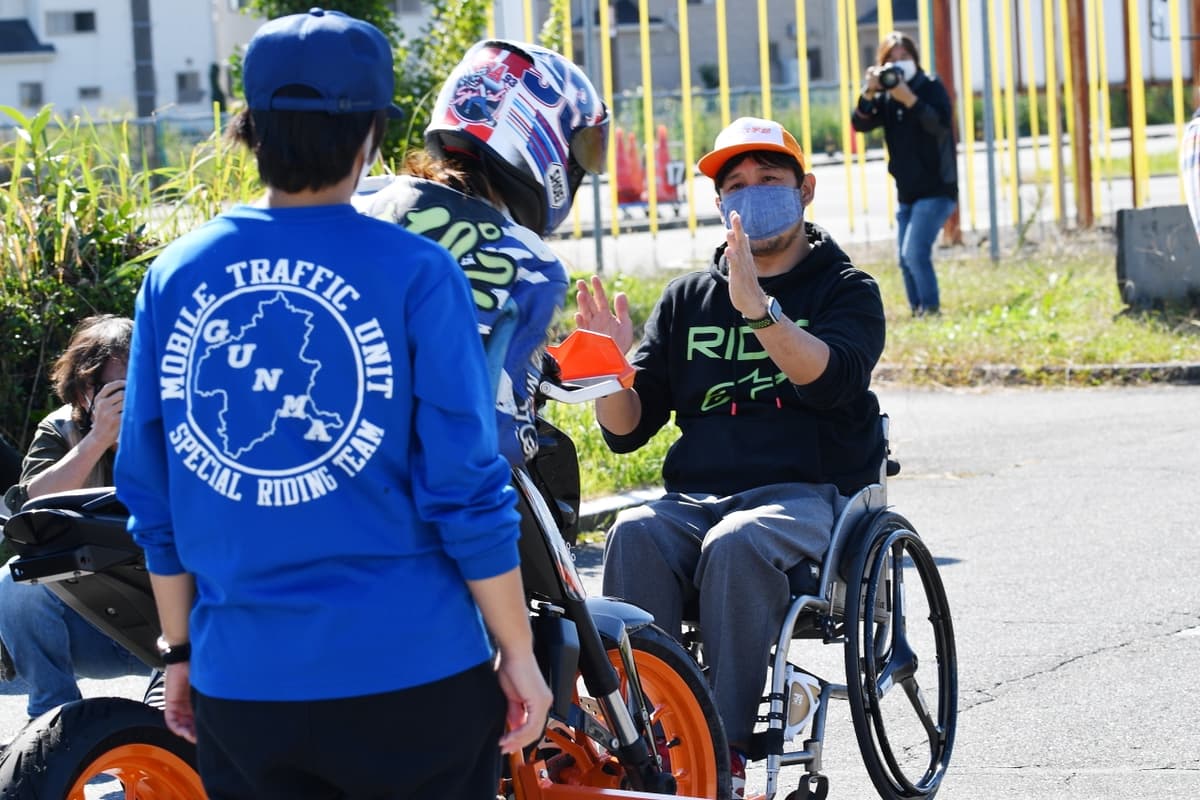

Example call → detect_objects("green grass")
546 233 1200 500
1024 148 1181 182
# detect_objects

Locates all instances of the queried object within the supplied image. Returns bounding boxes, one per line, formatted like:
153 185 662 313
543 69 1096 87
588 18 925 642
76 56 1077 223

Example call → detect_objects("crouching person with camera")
0 315 150 721
853 31 958 317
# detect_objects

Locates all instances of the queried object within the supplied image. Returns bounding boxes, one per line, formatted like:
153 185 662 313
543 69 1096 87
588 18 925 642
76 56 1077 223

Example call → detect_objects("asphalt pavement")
578 384 1200 799
2 384 1198 799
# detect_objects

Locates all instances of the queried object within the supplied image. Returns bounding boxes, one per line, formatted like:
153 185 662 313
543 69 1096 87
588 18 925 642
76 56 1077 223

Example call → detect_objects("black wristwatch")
156 636 191 665
744 296 783 330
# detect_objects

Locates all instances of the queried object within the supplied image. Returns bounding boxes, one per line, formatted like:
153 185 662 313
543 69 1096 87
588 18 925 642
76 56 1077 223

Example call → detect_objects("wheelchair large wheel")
537 623 732 799
843 512 957 799
0 696 205 799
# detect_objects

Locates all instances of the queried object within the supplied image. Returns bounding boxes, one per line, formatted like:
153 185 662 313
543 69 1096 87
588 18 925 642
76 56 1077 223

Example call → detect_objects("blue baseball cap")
243 8 403 118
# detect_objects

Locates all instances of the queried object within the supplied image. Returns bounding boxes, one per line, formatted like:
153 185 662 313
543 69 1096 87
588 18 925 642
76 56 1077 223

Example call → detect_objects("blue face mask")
720 184 805 241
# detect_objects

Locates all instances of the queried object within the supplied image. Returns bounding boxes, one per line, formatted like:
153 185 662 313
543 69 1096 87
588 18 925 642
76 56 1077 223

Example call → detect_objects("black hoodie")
602 223 886 497
851 71 958 204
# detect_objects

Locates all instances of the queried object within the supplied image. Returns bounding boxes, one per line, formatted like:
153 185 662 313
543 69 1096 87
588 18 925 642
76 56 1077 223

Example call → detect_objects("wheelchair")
680 416 957 800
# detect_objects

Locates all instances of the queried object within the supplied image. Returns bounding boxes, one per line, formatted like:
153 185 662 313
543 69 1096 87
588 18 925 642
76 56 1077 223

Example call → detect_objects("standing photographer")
852 31 958 316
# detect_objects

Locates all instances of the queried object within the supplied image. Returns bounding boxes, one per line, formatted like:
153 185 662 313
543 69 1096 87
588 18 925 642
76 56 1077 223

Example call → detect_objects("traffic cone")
655 124 678 203
628 134 645 203
615 127 641 203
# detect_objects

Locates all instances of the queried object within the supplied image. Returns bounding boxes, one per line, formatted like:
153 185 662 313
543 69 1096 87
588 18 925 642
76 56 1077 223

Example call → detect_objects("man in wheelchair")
575 117 886 798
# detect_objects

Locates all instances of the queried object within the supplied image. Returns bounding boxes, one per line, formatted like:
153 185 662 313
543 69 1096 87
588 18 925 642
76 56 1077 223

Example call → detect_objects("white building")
0 0 265 120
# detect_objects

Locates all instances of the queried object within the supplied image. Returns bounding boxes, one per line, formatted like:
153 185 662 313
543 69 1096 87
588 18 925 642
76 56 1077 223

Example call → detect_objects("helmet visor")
570 107 610 175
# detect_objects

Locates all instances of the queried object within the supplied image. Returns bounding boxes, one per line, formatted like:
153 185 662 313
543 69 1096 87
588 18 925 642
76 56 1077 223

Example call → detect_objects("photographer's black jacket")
601 223 886 498
852 71 958 204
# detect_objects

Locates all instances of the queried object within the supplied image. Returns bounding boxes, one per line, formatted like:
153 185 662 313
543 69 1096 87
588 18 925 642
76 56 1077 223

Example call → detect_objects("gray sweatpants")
601 482 846 748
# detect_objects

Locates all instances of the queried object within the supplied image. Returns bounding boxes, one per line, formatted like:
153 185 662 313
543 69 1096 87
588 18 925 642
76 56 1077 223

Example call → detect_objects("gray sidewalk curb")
874 361 1200 385
573 362 1200 534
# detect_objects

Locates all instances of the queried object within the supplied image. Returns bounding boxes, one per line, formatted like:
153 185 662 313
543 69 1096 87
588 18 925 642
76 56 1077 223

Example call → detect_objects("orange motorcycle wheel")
528 623 731 800
0 696 206 800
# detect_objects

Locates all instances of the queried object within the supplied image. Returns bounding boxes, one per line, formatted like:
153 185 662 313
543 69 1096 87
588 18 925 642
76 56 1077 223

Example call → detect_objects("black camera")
877 63 904 89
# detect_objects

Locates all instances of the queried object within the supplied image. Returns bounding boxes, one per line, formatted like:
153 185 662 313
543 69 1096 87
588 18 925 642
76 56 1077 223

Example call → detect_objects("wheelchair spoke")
900 675 942 746
874 634 916 699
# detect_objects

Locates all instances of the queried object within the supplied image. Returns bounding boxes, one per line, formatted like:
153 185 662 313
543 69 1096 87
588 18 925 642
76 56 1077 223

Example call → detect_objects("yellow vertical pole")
1042 0 1063 221
717 0 731 127
1125 0 1149 207
562 0 582 239
638 0 658 234
1086 0 1102 208
1021 0 1041 176
988 0 1008 219
794 0 814 221
878 0 897 227
1169 0 1187 201
523 0 533 41
677 0 697 233
836 0 855 232
487 2 496 38
917 0 930 77
879 0 894 35
794 0 812 158
1001 0 1019 226
1095 2 1113 191
847 0 868 226
758 0 772 118
1057 0 1077 200
599 0 620 237
959 0 977 229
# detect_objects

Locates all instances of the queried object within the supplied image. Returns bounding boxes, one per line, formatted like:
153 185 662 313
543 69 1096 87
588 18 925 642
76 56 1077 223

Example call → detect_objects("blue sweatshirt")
115 203 520 701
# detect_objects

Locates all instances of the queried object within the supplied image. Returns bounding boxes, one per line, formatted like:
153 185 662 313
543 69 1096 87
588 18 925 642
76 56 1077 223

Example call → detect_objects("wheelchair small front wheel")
843 512 957 799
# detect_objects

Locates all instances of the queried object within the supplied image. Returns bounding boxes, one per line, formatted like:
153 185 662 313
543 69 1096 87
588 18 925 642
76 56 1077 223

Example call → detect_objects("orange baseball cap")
696 116 807 179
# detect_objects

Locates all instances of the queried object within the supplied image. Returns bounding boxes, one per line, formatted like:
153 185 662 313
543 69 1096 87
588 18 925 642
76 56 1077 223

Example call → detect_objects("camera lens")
879 66 901 89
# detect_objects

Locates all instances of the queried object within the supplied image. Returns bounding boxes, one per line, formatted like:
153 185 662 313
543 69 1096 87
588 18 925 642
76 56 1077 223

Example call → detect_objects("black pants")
193 660 505 800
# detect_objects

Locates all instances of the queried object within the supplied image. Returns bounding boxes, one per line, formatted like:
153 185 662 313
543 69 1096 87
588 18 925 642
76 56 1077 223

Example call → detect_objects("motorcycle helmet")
426 39 609 235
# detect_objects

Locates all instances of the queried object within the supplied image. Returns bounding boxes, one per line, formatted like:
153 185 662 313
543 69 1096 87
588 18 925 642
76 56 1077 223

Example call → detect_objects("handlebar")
538 330 635 405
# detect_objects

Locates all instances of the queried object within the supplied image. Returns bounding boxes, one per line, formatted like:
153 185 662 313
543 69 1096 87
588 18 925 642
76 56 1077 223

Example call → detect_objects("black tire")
544 623 731 799
843 512 957 799
0 696 205 799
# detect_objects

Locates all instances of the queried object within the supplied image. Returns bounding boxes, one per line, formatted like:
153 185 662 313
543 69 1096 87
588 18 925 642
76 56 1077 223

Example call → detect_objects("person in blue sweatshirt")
355 39 608 467
114 10 550 798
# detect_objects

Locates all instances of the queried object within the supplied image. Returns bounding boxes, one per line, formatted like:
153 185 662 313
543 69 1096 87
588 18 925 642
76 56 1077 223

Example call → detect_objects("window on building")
807 48 823 81
46 11 97 35
393 0 421 13
228 0 249 9
19 82 43 107
176 71 205 105
78 86 101 100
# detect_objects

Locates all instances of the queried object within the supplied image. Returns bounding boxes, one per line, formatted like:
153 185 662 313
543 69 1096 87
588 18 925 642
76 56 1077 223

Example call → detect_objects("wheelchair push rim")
844 514 958 799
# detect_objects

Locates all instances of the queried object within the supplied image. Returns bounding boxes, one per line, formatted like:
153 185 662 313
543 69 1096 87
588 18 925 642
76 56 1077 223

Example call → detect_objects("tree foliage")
0 107 159 452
